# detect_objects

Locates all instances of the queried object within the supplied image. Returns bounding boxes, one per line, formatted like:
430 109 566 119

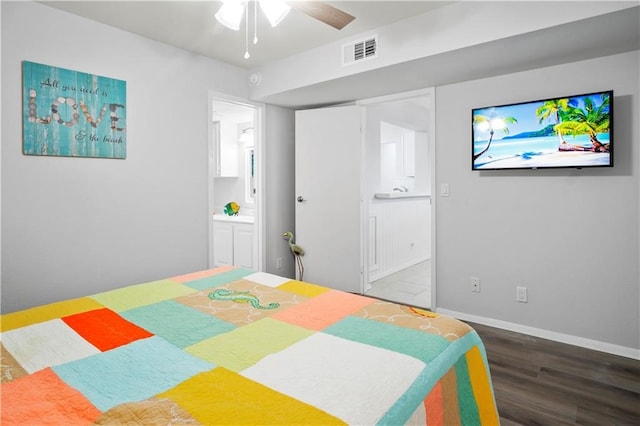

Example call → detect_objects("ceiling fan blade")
289 2 355 30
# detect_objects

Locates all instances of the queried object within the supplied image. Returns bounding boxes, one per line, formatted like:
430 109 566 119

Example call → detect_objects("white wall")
435 51 639 353
1 1 249 312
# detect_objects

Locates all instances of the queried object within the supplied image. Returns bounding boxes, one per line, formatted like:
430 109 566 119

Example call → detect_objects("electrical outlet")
517 286 528 303
471 277 481 293
276 257 283 270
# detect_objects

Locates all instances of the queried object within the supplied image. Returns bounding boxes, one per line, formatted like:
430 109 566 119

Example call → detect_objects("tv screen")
472 90 613 170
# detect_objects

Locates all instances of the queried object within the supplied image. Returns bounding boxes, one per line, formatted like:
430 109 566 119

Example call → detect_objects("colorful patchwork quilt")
1 266 498 425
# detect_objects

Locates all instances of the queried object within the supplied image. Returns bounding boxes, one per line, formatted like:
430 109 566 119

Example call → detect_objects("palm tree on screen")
535 98 576 145
473 114 517 161
555 93 610 151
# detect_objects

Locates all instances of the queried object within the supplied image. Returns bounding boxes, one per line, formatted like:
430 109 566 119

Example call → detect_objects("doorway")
293 88 435 308
359 89 435 309
208 93 264 271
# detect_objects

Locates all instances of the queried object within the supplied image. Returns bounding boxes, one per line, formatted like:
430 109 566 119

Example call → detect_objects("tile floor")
365 260 431 309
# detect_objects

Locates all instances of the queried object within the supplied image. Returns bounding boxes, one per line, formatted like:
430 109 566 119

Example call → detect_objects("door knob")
297 196 306 203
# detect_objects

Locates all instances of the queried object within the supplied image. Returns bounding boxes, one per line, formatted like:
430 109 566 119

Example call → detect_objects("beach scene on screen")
472 92 611 169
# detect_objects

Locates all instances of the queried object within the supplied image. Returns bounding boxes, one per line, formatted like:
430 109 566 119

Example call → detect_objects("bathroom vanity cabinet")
213 216 256 270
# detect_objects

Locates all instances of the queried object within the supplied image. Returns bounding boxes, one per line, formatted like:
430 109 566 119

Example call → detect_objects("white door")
295 105 363 293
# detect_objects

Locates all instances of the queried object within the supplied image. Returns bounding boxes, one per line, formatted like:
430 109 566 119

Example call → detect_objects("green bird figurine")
283 231 305 280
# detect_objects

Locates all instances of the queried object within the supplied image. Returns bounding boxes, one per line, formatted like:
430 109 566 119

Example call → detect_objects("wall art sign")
22 61 126 159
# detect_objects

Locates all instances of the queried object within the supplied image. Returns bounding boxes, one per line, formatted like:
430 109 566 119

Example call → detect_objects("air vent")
342 35 378 66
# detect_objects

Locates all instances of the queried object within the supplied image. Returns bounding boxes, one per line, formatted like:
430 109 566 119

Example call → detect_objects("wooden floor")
469 322 640 425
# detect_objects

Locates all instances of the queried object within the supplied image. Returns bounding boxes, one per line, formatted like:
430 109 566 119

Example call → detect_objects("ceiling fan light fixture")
259 0 291 27
215 0 245 31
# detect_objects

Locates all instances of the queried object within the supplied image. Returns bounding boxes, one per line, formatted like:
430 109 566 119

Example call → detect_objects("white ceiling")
39 1 452 69
37 1 640 109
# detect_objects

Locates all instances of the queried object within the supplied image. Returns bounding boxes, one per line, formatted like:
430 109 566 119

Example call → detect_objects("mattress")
1 266 499 425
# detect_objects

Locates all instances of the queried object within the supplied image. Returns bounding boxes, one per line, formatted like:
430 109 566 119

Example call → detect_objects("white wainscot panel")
369 197 431 282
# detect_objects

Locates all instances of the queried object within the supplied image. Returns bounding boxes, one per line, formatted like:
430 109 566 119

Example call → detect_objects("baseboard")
436 308 640 360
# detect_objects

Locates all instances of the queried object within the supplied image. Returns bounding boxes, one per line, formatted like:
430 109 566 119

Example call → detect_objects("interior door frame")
357 87 437 309
207 91 265 271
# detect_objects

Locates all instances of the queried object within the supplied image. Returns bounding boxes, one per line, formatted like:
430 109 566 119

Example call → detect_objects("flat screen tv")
472 90 613 170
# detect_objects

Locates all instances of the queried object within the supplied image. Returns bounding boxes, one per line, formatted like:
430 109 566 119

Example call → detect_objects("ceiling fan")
288 2 355 30
216 0 355 32
216 0 355 59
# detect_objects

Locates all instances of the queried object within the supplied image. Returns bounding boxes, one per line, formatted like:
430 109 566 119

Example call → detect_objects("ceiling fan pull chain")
253 0 258 45
244 1 250 59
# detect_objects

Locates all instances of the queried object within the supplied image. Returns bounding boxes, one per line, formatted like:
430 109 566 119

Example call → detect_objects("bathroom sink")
213 214 254 224
374 192 430 199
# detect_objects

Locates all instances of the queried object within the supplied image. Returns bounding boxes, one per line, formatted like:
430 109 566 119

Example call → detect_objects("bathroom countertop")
374 192 430 199
213 214 254 224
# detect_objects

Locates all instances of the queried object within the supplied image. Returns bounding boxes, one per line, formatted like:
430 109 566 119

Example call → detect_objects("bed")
1 266 498 425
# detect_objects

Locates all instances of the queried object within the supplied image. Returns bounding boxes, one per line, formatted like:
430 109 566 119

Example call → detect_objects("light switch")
441 183 450 197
